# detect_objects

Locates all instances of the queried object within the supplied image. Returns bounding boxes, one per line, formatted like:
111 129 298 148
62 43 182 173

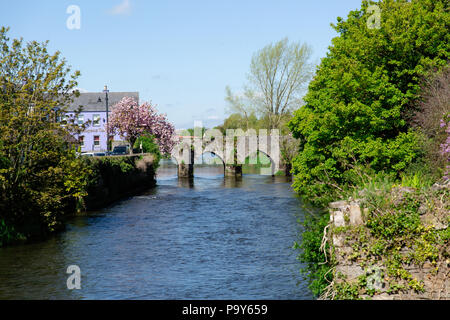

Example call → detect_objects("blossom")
108 97 176 154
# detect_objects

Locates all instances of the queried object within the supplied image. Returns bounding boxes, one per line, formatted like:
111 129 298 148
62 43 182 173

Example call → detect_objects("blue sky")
1 0 363 129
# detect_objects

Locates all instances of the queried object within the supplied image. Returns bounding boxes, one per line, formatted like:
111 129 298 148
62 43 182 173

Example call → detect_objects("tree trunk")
129 137 136 154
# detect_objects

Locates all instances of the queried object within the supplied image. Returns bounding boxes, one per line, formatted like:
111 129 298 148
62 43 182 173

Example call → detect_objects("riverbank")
0 154 159 247
299 179 449 300
82 154 158 211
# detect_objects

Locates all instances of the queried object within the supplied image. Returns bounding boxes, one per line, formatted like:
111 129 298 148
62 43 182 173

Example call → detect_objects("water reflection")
223 176 243 188
177 177 194 188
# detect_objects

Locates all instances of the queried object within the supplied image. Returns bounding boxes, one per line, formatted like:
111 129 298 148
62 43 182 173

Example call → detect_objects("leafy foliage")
226 38 314 130
413 65 450 179
336 185 448 298
294 212 332 297
134 134 161 165
288 0 450 206
0 27 91 244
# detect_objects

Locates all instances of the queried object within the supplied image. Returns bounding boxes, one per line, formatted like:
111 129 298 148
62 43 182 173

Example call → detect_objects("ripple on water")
0 168 312 300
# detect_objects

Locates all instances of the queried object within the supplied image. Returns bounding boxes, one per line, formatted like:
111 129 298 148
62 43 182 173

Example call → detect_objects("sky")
0 0 363 129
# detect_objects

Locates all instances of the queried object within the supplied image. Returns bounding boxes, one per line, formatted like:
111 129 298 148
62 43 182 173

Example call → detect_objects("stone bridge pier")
176 149 242 178
224 164 242 177
177 148 194 178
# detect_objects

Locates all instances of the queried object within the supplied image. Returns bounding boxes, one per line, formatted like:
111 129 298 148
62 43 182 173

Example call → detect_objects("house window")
93 114 101 127
77 114 84 125
93 136 100 146
79 136 84 146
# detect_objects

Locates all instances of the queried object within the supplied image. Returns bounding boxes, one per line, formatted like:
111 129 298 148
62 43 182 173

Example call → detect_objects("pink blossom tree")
108 97 177 154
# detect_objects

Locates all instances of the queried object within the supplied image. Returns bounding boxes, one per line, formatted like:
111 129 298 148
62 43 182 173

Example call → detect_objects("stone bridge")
170 129 282 178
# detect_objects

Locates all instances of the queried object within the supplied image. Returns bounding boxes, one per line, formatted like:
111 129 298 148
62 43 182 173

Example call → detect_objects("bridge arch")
170 133 281 177
194 151 226 166
244 149 279 176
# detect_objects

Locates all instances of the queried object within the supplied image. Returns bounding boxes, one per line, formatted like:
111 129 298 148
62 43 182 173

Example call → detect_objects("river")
0 160 312 299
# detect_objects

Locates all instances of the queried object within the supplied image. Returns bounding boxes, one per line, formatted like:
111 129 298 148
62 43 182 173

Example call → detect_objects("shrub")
413 65 450 179
134 134 161 167
294 212 332 297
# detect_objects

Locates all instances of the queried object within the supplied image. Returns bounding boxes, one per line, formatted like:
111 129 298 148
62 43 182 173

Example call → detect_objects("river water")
0 161 312 299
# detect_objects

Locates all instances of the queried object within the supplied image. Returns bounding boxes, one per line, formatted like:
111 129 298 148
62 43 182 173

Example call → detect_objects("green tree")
226 38 314 130
0 27 89 244
134 134 161 163
288 0 449 206
180 127 207 137
215 113 260 134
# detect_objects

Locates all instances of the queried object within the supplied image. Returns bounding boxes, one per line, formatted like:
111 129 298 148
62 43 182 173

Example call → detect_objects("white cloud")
108 0 131 16
207 115 219 120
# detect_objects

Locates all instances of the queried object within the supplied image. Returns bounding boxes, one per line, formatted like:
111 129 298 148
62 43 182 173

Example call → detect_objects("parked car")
81 152 94 157
93 152 106 157
111 145 129 155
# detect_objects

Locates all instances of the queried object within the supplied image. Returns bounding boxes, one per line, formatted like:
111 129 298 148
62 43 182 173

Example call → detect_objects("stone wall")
328 182 449 300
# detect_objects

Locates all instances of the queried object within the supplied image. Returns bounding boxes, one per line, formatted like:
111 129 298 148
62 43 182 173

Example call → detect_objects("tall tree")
226 38 314 129
0 26 89 241
288 0 450 206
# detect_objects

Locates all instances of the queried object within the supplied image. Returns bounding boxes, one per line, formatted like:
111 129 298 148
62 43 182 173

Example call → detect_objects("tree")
414 65 450 140
108 97 176 155
215 113 260 134
134 133 161 162
288 0 449 206
225 87 258 130
0 27 89 242
179 127 207 137
414 65 450 178
280 133 300 175
226 38 314 129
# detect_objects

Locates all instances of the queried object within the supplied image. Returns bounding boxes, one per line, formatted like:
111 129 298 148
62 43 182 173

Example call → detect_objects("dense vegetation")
134 134 162 166
289 0 449 298
328 180 449 299
289 0 449 207
0 28 166 247
81 154 159 211
0 27 90 246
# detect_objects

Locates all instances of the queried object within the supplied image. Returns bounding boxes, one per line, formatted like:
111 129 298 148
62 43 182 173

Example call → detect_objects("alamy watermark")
367 5 381 30
66 5 81 30
66 265 81 289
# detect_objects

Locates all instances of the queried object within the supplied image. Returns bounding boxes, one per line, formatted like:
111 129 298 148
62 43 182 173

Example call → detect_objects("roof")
67 92 139 112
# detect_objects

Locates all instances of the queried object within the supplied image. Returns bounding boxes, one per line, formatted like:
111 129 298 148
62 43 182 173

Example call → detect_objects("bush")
0 218 26 247
134 134 161 166
413 65 450 179
294 211 332 297
81 154 158 211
